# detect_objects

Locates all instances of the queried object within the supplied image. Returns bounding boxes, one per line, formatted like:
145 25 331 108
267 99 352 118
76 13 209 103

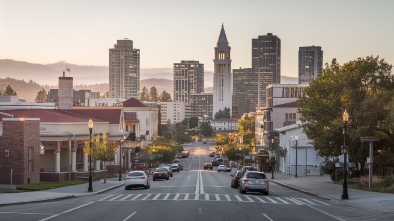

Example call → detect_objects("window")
28 146 34 172
4 149 9 157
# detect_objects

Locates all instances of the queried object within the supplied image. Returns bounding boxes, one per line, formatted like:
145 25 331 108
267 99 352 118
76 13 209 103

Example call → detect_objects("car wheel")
153 178 156 181
231 182 234 188
125 186 128 190
145 183 149 189
264 191 269 195
170 174 173 177
166 176 169 180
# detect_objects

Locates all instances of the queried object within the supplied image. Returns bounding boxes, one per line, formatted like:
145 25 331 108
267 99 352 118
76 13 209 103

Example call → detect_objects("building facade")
190 93 213 120
298 46 323 84
252 33 281 84
213 25 233 118
173 60 204 103
159 102 191 125
109 39 140 99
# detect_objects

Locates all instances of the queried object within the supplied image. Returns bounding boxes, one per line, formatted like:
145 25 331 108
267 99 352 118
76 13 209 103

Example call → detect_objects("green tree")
148 136 183 163
173 123 193 144
189 117 199 129
149 87 159 102
101 91 109 98
35 88 47 103
299 56 394 174
2 85 17 96
159 90 172 102
140 86 150 101
200 122 214 137
214 107 231 119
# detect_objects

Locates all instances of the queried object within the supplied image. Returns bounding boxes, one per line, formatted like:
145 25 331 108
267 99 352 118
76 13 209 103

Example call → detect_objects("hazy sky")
1 0 393 78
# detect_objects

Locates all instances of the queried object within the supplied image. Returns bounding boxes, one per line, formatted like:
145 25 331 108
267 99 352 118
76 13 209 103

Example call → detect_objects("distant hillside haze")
0 59 298 101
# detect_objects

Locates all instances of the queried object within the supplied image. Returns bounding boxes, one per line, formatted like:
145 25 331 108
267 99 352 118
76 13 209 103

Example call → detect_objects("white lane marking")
110 194 124 201
163 193 171 200
225 194 231 201
131 194 142 200
285 197 304 205
199 170 205 194
275 197 289 204
98 195 114 201
235 195 243 201
264 197 278 203
173 193 180 200
184 193 189 200
39 201 94 221
205 194 209 200
198 208 202 214
194 194 199 200
195 170 200 194
307 205 346 221
244 196 255 202
298 198 314 204
0 212 53 215
152 194 161 200
122 211 137 221
262 213 275 221
254 196 266 203
120 194 134 200
142 194 151 200
215 194 220 201
312 199 331 206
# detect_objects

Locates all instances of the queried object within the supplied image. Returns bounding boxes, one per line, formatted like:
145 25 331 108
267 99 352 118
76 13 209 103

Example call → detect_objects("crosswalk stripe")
142 194 151 200
152 194 161 200
184 194 189 200
163 194 171 200
120 194 134 200
205 194 209 200
275 197 289 204
131 194 142 200
254 196 266 203
215 194 220 201
312 199 330 206
244 196 254 202
98 195 114 201
234 195 243 201
285 197 304 205
110 194 124 201
194 194 199 200
264 196 278 203
298 198 314 204
225 194 231 201
173 193 180 200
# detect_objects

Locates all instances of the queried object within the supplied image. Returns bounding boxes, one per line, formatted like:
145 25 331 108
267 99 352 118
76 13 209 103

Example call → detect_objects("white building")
0 96 55 110
159 102 191 125
213 24 232 118
86 98 126 107
211 118 238 131
275 123 324 176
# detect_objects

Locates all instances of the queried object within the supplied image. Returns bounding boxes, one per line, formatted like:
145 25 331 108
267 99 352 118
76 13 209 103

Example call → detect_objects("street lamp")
341 110 349 200
295 136 298 178
88 119 93 192
271 156 275 179
118 139 124 181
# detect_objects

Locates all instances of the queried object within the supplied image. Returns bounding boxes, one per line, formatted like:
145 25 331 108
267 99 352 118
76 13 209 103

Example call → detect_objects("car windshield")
128 172 144 176
246 173 266 179
155 168 166 172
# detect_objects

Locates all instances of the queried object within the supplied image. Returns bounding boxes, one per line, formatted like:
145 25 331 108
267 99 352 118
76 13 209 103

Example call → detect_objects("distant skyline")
1 0 393 79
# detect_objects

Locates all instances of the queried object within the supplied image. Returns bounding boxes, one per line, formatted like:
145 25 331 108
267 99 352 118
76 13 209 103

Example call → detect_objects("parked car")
173 159 180 163
171 163 180 172
239 172 269 195
204 163 213 170
203 141 207 144
230 170 242 188
177 163 184 170
152 167 170 181
125 171 150 190
211 160 218 166
218 165 228 172
209 152 215 157
240 166 258 176
226 164 232 172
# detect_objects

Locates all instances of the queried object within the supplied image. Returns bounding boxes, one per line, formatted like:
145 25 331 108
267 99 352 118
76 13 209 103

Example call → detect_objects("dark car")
241 166 258 176
211 160 218 166
209 152 215 157
152 167 170 181
177 163 184 170
204 163 213 170
171 163 180 172
230 170 242 188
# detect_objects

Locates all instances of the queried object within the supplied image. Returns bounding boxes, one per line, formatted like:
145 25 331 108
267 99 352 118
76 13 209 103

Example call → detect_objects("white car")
125 171 150 190
218 165 227 172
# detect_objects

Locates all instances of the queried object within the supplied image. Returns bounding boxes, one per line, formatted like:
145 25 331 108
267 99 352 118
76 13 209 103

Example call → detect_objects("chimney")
58 71 73 109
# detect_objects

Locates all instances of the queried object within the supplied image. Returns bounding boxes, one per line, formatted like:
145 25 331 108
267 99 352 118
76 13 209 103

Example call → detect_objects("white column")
55 150 61 173
127 149 131 170
72 150 77 172
83 154 88 172
95 160 101 171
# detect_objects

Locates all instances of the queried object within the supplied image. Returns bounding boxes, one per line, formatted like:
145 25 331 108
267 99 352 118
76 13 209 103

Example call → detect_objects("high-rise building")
252 33 281 84
232 67 273 118
173 60 204 103
190 93 213 120
298 46 323 84
109 39 140 99
213 24 232 118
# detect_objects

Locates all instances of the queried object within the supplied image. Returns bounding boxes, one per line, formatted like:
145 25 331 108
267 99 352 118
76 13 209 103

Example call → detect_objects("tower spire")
217 24 229 47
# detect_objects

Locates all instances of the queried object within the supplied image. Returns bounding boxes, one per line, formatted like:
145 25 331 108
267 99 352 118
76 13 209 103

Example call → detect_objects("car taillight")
264 180 269 184
243 178 249 183
126 178 131 180
140 177 146 179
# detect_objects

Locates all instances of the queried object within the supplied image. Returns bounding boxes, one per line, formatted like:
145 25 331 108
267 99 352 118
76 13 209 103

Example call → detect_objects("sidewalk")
0 177 124 206
270 172 394 213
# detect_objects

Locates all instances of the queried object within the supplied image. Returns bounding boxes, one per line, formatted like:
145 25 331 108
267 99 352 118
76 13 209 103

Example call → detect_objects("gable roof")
122 98 147 107
65 108 122 124
273 101 299 108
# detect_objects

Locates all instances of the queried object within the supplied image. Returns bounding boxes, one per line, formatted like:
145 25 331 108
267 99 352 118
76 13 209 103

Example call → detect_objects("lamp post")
341 110 349 200
118 140 123 181
88 119 93 192
295 136 298 178
271 156 275 179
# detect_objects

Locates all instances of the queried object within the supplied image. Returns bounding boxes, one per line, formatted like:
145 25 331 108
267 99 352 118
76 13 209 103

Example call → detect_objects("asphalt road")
0 141 392 221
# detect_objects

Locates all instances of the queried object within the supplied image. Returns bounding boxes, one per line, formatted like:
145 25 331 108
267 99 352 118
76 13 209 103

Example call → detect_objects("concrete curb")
270 179 331 201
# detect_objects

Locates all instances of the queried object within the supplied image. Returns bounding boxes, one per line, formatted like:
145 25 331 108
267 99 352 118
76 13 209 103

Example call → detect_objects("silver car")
239 172 269 195
124 171 150 190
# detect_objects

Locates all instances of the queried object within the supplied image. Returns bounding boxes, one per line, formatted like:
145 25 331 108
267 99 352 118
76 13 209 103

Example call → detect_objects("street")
0 142 392 221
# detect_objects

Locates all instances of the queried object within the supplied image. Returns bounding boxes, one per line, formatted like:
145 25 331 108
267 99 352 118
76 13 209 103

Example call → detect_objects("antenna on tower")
65 67 70 76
